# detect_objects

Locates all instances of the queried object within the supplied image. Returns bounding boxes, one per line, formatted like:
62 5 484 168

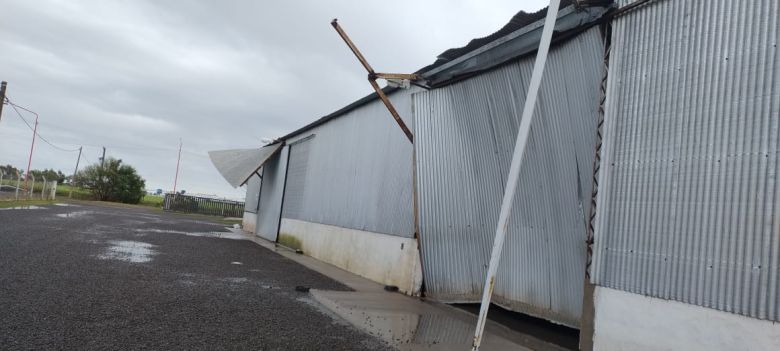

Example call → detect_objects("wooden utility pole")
23 114 38 191
0 81 7 124
100 147 106 168
172 138 182 194
69 146 82 198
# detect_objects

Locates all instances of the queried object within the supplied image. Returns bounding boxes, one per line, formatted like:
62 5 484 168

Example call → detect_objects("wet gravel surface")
0 202 392 350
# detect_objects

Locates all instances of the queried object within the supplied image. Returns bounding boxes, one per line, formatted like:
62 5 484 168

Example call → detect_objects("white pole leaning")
470 1 561 349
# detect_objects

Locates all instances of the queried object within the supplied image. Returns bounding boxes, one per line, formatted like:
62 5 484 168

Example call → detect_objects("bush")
74 158 146 204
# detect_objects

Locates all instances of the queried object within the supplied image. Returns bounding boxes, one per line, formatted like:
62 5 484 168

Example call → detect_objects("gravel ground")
0 202 392 350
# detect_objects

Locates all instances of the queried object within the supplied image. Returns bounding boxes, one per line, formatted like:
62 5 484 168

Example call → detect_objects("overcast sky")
0 0 547 199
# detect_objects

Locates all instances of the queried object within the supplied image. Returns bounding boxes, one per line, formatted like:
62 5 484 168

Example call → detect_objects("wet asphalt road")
0 202 391 350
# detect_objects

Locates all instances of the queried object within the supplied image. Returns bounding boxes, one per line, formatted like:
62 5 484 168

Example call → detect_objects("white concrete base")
242 212 257 234
279 218 423 295
593 286 780 351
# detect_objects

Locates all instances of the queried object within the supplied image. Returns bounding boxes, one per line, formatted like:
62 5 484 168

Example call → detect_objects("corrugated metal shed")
256 148 289 242
414 27 604 327
278 89 417 238
592 0 780 322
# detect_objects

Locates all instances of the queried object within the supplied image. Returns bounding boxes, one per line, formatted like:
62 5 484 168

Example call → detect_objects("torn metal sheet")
208 143 283 188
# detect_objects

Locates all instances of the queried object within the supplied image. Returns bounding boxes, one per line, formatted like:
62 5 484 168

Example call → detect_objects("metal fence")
0 170 58 201
163 193 244 217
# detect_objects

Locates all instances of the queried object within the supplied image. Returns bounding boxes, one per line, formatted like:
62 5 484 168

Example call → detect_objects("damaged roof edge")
418 3 614 87
245 2 611 150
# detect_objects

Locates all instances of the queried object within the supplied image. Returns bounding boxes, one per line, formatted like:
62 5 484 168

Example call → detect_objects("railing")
162 193 244 217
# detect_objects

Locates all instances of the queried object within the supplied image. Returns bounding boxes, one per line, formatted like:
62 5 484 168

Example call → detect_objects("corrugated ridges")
592 0 780 321
414 27 604 327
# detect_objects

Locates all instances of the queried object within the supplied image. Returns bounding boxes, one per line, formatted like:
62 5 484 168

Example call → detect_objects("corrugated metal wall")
414 27 604 327
592 0 780 322
244 175 261 214
282 138 312 220
279 90 416 238
256 147 289 242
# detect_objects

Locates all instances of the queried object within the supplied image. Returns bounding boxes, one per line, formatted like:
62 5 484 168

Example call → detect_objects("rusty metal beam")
331 19 414 143
372 73 420 81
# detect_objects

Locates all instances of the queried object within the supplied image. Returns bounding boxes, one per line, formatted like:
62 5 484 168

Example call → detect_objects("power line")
5 97 81 153
4 97 208 160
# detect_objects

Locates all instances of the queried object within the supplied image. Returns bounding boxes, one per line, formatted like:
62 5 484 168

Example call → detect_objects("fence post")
15 172 20 200
29 174 35 200
41 176 47 200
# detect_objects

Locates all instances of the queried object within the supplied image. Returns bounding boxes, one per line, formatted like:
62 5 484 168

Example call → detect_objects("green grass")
139 194 165 208
0 199 55 208
55 184 93 200
1 179 168 207
0 179 92 199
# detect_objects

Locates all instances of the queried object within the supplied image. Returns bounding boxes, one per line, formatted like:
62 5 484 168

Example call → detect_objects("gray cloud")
0 0 546 198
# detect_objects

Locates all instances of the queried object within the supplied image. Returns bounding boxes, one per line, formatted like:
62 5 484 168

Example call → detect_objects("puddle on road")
310 291 532 351
134 228 248 240
223 277 249 284
53 203 80 207
0 205 46 210
98 240 157 263
56 210 95 218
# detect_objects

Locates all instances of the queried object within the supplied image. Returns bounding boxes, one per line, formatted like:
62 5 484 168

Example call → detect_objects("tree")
74 158 146 204
29 168 66 183
0 164 21 177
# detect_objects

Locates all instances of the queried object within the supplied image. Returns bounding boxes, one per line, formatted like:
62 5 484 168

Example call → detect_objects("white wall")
242 211 257 234
593 287 780 351
280 218 423 295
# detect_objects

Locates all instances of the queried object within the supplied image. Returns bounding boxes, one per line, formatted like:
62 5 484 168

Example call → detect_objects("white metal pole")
471 1 560 349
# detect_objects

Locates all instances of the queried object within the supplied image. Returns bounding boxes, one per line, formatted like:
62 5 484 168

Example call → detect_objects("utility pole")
69 146 82 198
0 81 7 124
23 114 39 191
100 147 106 168
172 138 182 194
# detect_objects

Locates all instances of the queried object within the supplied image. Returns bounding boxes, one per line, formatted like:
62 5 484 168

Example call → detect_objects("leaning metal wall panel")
414 27 604 327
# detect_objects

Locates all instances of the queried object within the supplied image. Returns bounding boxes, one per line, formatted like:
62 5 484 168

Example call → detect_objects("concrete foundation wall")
279 218 422 295
593 287 780 350
242 212 257 234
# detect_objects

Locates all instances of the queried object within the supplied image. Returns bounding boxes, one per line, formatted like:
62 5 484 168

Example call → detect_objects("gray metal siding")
244 175 261 214
592 0 780 321
414 27 604 327
282 139 312 220
256 147 289 242
280 90 416 238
